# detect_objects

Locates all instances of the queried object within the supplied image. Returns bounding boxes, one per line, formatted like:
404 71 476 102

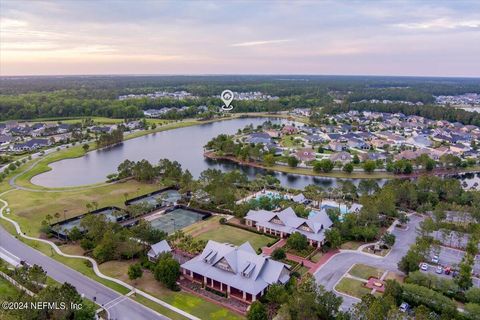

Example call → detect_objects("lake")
31 117 476 190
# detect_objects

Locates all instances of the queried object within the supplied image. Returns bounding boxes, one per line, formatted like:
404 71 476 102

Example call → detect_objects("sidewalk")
261 239 340 275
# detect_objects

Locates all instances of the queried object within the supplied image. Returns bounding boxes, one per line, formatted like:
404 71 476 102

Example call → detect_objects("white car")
436 266 443 274
420 263 428 271
432 255 439 264
399 302 410 313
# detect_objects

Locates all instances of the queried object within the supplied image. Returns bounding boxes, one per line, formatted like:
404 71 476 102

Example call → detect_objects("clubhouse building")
181 241 290 304
245 207 333 248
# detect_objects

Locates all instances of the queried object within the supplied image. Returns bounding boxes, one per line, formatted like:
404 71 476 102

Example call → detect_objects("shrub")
401 283 457 316
272 248 286 260
466 287 480 304
128 263 143 281
154 253 180 290
287 156 299 168
80 238 95 251
287 233 308 251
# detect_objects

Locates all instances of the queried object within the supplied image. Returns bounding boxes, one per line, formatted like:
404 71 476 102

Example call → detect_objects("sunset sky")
1 0 479 76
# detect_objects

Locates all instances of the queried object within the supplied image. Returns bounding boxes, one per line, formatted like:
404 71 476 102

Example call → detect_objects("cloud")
230 39 291 47
393 18 480 30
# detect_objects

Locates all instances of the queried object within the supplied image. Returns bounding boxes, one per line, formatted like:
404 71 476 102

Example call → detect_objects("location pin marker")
221 90 234 111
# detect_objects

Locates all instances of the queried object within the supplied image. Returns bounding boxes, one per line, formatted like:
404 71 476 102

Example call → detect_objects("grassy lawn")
285 246 316 258
280 135 303 148
195 225 272 251
309 251 324 263
59 243 85 256
384 272 405 283
182 215 222 236
349 264 384 280
335 277 372 299
294 265 310 276
0 278 21 320
340 241 364 250
2 181 160 237
0 277 19 298
99 260 243 320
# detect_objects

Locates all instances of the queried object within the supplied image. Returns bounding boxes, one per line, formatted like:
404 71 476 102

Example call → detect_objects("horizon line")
1 73 479 79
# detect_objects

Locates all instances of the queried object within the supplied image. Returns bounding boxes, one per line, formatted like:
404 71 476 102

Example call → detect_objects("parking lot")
426 246 480 287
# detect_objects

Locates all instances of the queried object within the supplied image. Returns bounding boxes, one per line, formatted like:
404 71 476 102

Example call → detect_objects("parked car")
436 266 443 274
432 255 439 264
444 266 451 275
420 263 429 271
399 302 410 313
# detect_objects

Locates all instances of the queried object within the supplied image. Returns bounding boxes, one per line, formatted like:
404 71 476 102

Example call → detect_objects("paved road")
314 215 423 310
0 226 169 320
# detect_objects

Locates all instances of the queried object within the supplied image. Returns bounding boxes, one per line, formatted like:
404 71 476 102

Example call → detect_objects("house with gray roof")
147 240 172 262
245 207 333 248
181 241 290 303
330 151 352 164
245 132 272 145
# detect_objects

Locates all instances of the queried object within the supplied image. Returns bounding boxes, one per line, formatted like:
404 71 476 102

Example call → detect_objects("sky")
1 0 479 77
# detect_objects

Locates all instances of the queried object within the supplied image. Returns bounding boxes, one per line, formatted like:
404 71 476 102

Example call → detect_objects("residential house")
346 138 369 150
281 125 297 135
265 129 280 138
11 139 51 152
370 139 391 149
450 144 470 154
91 126 112 133
394 149 429 161
360 152 387 162
0 134 13 146
406 134 432 148
328 141 345 152
246 132 272 145
294 148 316 162
245 207 333 248
181 241 290 303
305 135 324 144
56 124 72 133
330 151 352 164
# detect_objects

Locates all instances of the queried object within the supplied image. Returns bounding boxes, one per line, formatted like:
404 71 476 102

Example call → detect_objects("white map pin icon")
221 90 234 111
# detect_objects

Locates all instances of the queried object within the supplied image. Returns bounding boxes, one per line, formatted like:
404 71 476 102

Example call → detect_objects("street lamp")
171 218 176 234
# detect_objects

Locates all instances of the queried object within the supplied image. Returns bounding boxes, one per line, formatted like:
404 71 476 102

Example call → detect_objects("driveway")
314 214 423 310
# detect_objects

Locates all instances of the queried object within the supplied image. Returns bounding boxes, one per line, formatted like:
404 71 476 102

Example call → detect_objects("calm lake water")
32 117 478 190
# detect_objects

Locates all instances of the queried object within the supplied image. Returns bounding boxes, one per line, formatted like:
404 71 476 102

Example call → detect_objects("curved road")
314 214 423 310
0 226 168 320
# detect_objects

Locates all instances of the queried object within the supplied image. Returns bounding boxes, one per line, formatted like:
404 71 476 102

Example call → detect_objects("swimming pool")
148 208 207 234
254 191 285 201
309 200 362 219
